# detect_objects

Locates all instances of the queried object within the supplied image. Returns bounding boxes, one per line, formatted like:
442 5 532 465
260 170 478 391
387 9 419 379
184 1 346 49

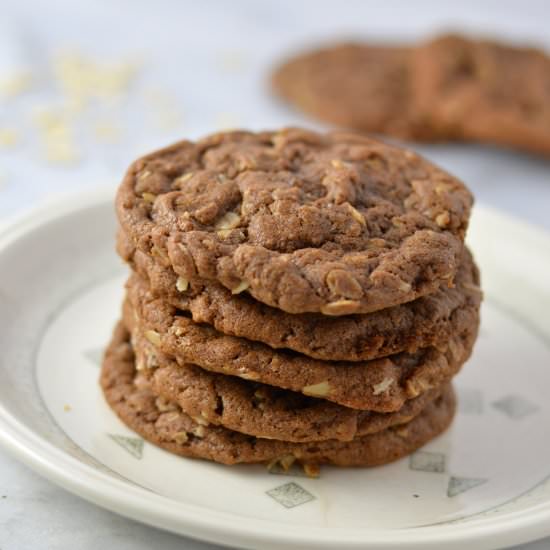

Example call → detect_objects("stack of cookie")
102 127 481 472
272 34 550 157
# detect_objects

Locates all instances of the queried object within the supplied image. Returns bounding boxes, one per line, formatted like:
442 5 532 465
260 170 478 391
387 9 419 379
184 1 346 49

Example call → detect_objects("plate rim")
1 187 550 550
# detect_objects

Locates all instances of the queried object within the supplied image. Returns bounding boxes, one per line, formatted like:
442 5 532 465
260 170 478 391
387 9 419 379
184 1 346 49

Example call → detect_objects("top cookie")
117 128 472 315
272 43 415 137
411 34 550 156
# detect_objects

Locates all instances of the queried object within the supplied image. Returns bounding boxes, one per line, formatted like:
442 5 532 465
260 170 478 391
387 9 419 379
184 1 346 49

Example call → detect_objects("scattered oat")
346 203 366 225
155 396 177 412
192 414 210 427
0 128 19 148
447 338 463 361
193 425 206 438
135 359 146 371
231 280 249 295
462 282 483 294
215 211 241 230
217 229 233 239
176 276 189 292
373 378 394 396
29 106 64 131
303 463 321 478
94 121 122 143
151 246 169 262
173 431 188 444
302 381 331 397
396 279 412 293
63 404 72 412
239 372 260 381
0 72 32 98
144 330 161 346
267 454 296 473
395 425 409 438
53 51 139 104
137 169 151 181
320 299 360 315
141 192 156 203
252 390 266 410
435 211 451 228
406 378 432 398
44 139 80 165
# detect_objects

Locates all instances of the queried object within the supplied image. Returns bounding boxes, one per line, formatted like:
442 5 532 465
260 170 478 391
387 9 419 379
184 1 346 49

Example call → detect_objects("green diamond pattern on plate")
108 434 144 459
266 482 315 508
447 476 488 497
492 395 539 419
409 451 446 473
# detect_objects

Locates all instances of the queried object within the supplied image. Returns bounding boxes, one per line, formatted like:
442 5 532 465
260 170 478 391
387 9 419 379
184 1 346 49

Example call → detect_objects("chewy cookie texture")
103 127 482 473
272 34 550 156
116 127 472 315
101 322 457 468
124 273 477 412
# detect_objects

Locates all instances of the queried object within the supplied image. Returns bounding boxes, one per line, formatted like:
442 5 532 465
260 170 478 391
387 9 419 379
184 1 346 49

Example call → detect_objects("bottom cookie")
100 322 456 468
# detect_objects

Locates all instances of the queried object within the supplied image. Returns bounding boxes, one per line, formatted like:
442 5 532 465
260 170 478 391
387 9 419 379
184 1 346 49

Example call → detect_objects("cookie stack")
102 128 481 472
272 34 550 157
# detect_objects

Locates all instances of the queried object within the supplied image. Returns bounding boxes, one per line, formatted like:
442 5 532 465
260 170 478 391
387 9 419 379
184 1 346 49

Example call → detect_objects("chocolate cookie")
272 43 415 137
124 282 478 412
129 324 444 443
411 34 550 155
120 231 481 362
116 128 472 315
101 322 456 467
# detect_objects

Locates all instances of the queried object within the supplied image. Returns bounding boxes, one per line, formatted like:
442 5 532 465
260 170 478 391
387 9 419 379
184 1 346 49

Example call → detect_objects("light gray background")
0 0 549 548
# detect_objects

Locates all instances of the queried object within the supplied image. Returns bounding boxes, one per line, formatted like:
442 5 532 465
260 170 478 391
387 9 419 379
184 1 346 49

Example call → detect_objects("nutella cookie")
116 128 472 315
130 325 444 443
272 43 415 137
412 34 550 155
101 322 456 467
124 282 478 412
121 232 481 362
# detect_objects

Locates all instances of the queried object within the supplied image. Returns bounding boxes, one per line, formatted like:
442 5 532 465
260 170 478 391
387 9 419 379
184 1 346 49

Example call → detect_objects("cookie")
120 231 481 362
101 322 456 467
272 43 415 137
411 34 550 155
130 325 444 443
124 281 478 412
116 128 472 315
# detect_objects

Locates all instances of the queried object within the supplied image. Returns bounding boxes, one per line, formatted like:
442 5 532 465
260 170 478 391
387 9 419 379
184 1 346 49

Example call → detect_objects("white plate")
1 188 550 550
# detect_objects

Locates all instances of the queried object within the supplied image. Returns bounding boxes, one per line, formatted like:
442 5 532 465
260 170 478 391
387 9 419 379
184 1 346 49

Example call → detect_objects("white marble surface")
0 0 549 548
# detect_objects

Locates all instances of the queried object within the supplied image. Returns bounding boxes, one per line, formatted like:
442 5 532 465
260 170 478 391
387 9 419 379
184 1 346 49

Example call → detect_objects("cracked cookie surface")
120 232 481 362
116 128 472 315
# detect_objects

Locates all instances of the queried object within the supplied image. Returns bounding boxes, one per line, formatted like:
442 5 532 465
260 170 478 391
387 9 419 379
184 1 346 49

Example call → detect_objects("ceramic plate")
1 188 550 550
